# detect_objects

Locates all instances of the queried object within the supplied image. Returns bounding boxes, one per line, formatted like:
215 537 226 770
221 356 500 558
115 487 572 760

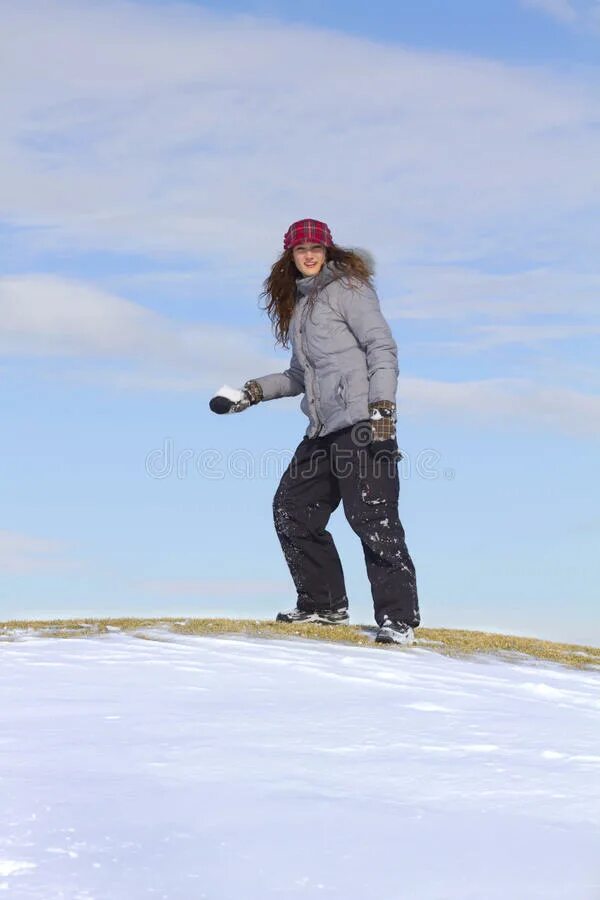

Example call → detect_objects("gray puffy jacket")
254 259 398 438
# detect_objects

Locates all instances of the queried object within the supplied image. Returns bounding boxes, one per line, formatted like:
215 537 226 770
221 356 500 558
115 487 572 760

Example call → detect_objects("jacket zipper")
299 306 324 436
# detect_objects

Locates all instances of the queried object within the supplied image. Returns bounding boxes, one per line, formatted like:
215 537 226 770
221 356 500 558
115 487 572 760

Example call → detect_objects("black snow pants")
273 422 420 628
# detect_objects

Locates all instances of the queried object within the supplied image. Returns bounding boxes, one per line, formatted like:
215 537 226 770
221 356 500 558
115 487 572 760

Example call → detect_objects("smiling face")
292 242 327 277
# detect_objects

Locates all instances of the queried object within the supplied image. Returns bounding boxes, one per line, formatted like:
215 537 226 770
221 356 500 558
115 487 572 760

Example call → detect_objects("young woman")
210 218 420 644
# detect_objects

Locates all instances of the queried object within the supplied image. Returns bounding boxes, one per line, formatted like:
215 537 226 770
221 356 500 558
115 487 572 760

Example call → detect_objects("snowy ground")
1 631 599 900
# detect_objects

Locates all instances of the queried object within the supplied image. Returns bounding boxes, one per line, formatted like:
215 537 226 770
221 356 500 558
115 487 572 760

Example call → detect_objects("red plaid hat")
283 218 333 251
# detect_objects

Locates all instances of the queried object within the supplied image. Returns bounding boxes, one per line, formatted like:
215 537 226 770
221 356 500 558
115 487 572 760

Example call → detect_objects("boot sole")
375 628 415 646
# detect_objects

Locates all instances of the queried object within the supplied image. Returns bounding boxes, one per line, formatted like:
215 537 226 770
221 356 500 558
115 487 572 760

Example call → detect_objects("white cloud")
469 323 600 347
0 274 165 357
385 267 600 322
0 273 286 387
0 529 78 574
521 0 600 30
0 273 597 434
521 0 578 24
400 376 600 436
1 0 599 269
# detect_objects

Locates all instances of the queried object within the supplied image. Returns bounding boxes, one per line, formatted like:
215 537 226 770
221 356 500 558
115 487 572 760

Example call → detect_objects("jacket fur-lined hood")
296 248 376 297
350 247 376 277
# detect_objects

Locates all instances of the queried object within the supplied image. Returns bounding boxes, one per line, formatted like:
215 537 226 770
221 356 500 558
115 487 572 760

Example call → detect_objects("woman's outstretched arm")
249 347 305 401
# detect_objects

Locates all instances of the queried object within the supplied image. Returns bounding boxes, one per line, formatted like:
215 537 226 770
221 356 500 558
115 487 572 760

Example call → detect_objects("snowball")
214 384 244 402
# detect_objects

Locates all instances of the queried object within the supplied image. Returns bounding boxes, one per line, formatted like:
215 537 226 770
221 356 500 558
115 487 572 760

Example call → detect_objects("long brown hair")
259 244 374 348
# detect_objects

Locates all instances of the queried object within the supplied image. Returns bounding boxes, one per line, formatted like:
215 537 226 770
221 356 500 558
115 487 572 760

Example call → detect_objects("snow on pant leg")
330 424 420 628
272 435 347 612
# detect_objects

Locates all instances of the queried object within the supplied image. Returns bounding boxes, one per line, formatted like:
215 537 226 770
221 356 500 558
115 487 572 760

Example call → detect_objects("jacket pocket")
336 375 348 408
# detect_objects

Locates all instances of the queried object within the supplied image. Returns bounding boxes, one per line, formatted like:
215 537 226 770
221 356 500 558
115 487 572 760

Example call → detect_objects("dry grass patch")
0 617 598 671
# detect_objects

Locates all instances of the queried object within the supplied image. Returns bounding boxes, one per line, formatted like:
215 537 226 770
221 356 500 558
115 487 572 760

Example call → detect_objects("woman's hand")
368 401 402 460
209 380 263 414
368 401 396 441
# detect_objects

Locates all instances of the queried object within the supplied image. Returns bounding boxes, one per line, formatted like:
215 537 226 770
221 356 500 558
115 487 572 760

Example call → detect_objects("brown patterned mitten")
242 380 264 406
368 400 397 441
368 400 401 460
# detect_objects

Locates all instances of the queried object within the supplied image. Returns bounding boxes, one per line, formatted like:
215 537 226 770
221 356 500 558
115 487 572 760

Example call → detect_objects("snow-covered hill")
1 631 599 899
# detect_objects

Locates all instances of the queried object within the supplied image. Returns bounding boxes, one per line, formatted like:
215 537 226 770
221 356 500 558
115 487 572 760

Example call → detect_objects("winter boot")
375 616 415 645
276 604 349 626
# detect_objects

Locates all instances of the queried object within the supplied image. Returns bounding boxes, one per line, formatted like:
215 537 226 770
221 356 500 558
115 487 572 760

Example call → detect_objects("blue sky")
182 0 600 63
1 0 599 644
